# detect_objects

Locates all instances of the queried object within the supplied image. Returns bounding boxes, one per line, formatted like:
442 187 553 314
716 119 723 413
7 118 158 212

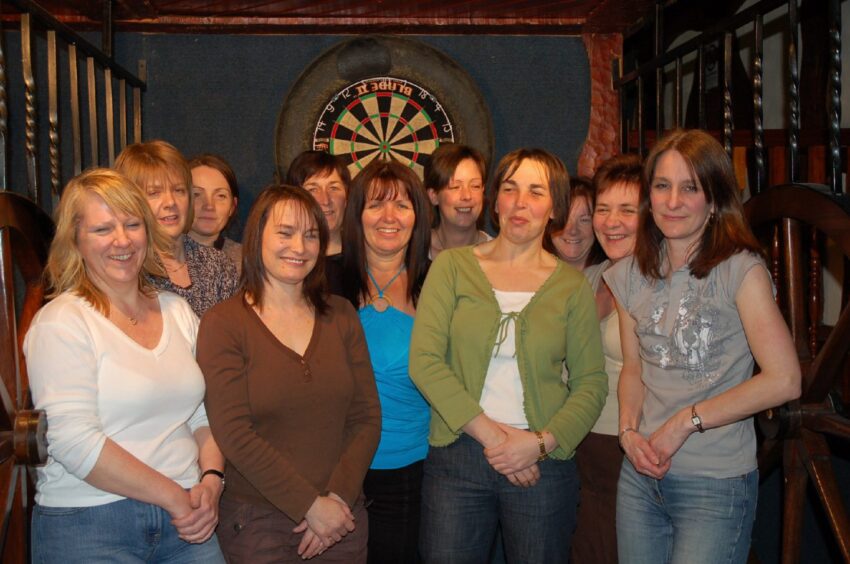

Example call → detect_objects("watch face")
312 76 455 178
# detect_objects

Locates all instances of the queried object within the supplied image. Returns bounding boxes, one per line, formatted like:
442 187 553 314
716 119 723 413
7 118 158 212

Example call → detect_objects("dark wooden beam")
9 14 587 34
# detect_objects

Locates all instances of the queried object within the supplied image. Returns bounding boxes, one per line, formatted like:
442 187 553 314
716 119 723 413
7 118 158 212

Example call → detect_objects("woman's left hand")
293 521 331 560
647 408 693 470
507 464 540 488
171 477 223 543
483 424 540 475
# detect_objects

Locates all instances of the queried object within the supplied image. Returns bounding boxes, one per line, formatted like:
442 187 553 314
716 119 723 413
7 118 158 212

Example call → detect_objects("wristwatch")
691 404 705 433
201 468 226 488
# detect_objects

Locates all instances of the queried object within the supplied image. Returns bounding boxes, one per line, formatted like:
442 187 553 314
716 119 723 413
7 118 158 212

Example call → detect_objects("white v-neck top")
24 291 207 507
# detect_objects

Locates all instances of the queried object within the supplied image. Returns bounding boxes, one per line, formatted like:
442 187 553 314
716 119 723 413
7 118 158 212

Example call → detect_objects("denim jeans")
616 460 758 564
420 434 579 564
32 498 225 563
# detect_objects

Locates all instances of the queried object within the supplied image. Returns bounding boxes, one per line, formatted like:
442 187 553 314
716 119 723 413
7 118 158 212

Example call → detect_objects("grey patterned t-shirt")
604 252 766 478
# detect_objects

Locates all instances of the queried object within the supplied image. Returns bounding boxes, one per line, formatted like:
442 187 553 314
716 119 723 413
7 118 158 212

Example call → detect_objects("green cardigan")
409 246 608 459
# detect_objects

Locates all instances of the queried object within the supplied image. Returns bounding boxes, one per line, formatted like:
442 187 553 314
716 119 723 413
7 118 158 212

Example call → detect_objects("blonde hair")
114 140 194 234
46 168 171 314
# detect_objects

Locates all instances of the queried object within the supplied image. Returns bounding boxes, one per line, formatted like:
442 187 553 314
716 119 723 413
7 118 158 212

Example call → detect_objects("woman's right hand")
462 413 508 450
620 429 670 479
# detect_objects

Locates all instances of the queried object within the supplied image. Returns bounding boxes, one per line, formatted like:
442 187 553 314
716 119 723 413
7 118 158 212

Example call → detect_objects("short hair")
586 154 643 267
114 140 194 234
424 143 488 228
636 129 763 279
285 151 351 191
592 153 643 200
489 148 570 242
340 159 431 308
544 175 606 267
241 185 329 314
188 153 240 199
46 168 170 314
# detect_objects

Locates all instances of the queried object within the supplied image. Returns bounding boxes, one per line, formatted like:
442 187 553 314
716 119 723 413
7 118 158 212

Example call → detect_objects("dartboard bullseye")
313 77 455 178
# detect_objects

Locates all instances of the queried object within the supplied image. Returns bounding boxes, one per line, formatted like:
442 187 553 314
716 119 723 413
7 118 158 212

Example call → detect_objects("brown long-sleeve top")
197 292 381 523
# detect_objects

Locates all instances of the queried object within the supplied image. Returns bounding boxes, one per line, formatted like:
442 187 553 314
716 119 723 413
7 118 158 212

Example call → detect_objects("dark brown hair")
424 143 488 228
489 148 570 243
545 175 606 266
593 153 643 200
340 159 431 308
285 151 351 191
636 129 763 279
241 184 329 314
189 153 240 199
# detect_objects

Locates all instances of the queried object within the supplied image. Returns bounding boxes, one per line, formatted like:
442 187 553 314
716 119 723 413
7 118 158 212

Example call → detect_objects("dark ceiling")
9 0 657 34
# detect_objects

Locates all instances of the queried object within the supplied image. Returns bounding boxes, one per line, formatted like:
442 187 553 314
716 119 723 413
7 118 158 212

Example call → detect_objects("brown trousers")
217 495 368 564
571 432 622 564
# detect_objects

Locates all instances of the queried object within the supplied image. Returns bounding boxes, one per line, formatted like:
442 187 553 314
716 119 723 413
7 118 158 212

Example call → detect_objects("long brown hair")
241 185 329 314
340 159 431 308
635 129 763 279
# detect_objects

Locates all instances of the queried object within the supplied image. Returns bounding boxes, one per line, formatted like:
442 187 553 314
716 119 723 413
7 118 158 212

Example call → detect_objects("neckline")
84 293 168 354
367 265 405 297
360 302 414 320
242 294 319 360
464 245 561 316
492 288 535 296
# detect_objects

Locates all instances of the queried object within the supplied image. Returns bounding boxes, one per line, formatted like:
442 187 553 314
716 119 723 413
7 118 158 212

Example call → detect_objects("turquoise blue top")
359 304 430 469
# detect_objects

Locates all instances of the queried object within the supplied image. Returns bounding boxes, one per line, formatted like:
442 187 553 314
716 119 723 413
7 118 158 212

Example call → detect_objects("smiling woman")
571 152 642 564
547 176 604 270
335 160 432 563
24 168 226 563
424 144 491 260
115 141 239 317
606 130 801 563
197 185 381 563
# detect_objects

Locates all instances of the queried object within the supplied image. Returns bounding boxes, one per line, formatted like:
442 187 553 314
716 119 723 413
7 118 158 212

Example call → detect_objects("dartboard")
313 77 455 178
276 35 493 182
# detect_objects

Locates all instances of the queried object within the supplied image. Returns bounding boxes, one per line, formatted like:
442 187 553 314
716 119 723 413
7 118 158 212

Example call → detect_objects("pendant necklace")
367 265 405 313
114 299 143 326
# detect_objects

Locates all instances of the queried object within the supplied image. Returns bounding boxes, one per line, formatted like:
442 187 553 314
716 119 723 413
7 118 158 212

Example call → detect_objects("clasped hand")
623 414 691 479
294 493 355 560
170 479 223 544
483 423 542 488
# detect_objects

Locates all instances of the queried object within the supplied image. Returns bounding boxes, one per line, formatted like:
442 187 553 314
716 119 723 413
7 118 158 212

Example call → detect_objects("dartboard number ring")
313 76 455 178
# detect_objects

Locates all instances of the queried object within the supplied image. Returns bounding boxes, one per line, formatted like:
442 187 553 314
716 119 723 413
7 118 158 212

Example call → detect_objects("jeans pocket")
34 504 89 517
